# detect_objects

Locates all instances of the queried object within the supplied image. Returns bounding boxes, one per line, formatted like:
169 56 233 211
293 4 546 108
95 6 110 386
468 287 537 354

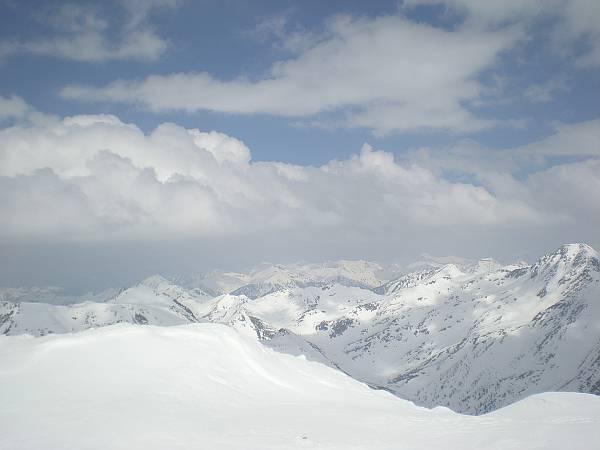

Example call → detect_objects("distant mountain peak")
554 242 598 258
138 274 171 289
531 243 600 278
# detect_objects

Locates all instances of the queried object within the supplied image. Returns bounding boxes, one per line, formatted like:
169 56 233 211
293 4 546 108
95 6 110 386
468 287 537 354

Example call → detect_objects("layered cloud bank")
60 14 516 135
0 100 598 251
58 1 600 135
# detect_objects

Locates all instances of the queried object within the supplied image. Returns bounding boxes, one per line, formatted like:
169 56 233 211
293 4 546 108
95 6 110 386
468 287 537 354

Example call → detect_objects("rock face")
1 243 599 414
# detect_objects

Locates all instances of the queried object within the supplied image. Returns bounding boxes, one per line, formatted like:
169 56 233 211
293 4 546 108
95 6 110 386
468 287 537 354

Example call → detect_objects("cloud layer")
57 1 600 135
406 0 600 67
0 1 177 62
61 14 518 134
1 97 598 251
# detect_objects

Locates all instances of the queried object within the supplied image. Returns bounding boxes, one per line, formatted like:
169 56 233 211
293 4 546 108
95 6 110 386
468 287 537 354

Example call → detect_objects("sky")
0 0 599 291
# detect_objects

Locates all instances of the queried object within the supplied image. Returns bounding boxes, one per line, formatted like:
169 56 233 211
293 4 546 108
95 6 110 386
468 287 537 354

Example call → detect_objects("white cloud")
408 118 600 171
403 118 600 177
0 1 175 62
557 0 600 67
250 10 323 54
399 119 600 217
38 3 109 33
528 158 600 223
2 103 599 247
523 78 569 103
405 0 600 67
119 0 181 29
402 0 550 27
0 95 29 120
60 14 519 134
517 119 600 158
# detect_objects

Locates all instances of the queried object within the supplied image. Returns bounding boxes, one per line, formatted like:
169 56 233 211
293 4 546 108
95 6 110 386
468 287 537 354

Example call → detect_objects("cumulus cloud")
401 118 600 201
2 102 599 249
0 1 176 62
60 14 519 134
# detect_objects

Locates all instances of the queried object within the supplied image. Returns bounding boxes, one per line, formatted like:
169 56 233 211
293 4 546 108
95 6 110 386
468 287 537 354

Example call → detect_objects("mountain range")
1 243 598 415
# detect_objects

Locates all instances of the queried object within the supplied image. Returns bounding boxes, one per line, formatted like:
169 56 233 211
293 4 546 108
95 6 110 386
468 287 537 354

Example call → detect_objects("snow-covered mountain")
0 275 211 335
1 323 598 450
231 243 600 414
175 260 405 297
1 243 598 415
0 285 118 305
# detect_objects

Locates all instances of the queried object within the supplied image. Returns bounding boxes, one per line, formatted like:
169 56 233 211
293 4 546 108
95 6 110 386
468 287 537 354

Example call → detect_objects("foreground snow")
0 324 598 450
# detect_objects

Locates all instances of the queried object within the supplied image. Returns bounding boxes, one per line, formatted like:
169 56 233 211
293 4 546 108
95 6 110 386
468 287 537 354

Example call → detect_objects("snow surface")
0 323 598 450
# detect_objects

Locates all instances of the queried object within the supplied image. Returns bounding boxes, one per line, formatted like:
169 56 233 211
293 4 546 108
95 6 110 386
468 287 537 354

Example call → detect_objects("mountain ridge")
1 242 598 414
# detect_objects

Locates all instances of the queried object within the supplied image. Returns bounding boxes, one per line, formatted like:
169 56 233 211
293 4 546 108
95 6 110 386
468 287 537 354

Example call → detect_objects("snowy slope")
0 323 598 450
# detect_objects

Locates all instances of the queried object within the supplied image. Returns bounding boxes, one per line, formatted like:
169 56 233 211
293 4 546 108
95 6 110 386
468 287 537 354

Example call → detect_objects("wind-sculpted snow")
1 243 599 415
0 324 598 450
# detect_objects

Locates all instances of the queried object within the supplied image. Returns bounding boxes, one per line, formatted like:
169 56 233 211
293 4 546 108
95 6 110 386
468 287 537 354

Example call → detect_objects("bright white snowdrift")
0 324 598 450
